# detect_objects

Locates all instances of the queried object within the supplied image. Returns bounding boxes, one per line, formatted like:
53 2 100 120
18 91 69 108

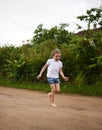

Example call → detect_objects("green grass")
61 84 102 96
0 78 50 92
0 78 102 96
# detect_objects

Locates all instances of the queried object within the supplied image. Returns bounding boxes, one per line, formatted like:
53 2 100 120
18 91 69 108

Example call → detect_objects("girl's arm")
37 64 48 79
59 67 69 81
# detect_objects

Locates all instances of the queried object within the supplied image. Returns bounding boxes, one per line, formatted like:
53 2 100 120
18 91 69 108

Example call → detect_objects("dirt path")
0 86 102 130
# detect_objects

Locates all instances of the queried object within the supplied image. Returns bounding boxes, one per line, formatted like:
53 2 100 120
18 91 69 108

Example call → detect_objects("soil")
0 86 102 130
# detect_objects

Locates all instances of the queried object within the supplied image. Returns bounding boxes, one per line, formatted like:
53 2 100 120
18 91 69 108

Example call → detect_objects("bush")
0 27 102 86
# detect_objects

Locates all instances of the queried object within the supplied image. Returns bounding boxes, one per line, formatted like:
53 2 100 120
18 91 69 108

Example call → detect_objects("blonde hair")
50 48 61 58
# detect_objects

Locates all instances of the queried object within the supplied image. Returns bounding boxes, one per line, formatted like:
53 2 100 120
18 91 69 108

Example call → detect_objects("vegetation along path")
0 86 102 130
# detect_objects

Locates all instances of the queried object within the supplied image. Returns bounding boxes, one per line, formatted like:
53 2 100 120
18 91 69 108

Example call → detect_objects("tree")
77 7 102 29
31 24 48 44
31 23 72 45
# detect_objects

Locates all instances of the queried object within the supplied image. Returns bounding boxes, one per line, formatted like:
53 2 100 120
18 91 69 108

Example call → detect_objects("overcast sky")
0 0 101 46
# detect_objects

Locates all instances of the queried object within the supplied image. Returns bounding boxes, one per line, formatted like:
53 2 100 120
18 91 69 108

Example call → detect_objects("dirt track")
0 86 102 130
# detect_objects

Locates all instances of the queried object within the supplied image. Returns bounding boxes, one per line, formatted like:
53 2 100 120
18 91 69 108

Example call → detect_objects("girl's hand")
37 74 42 80
63 77 69 81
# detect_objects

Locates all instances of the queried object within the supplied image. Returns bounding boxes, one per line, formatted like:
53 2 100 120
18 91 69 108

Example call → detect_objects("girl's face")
53 53 61 61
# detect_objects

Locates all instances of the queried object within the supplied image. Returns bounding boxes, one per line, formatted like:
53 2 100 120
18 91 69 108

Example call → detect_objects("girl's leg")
55 83 60 92
49 84 57 107
48 84 60 102
48 92 52 101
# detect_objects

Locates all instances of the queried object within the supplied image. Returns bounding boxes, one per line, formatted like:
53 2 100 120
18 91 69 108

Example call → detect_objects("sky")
0 0 102 46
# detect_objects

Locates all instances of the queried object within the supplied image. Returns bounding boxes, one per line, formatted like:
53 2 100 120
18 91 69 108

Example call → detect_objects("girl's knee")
52 89 56 93
56 88 60 92
53 88 60 92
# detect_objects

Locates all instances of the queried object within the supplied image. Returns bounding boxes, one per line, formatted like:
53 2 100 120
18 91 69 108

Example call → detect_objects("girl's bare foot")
51 103 57 107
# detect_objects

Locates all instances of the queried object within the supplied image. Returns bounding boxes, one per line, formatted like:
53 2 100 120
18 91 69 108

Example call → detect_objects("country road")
0 86 102 130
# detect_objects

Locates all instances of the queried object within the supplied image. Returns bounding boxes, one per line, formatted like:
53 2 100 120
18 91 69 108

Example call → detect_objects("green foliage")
5 54 25 81
77 7 102 29
0 29 102 85
31 23 72 45
0 78 102 96
74 72 85 87
89 55 102 68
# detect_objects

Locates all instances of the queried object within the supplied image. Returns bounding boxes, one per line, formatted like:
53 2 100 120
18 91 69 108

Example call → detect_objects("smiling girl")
37 49 69 107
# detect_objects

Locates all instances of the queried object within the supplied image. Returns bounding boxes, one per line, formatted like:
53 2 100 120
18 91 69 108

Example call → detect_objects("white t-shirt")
46 58 63 78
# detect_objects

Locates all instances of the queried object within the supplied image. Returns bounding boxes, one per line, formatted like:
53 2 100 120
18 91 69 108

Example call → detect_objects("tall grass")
0 78 102 96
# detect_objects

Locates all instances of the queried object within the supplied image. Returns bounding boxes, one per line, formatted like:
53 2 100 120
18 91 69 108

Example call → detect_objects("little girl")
37 49 69 107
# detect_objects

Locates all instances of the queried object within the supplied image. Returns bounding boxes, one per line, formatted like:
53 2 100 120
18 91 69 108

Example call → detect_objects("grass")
61 84 102 96
0 78 102 96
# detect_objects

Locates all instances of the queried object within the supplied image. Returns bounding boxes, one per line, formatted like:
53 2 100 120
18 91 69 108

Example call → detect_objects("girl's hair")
50 48 61 58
